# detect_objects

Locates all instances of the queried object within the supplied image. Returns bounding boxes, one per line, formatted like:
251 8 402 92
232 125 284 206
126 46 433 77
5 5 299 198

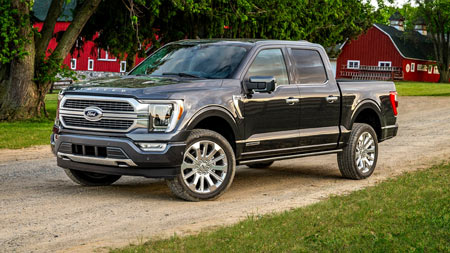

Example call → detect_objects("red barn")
33 0 145 74
337 12 443 82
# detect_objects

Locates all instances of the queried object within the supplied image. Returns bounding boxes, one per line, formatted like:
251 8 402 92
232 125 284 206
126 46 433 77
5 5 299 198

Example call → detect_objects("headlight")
140 100 184 132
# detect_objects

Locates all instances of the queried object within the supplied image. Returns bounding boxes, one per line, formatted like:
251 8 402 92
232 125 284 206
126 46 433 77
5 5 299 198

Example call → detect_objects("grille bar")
62 116 133 130
63 99 134 112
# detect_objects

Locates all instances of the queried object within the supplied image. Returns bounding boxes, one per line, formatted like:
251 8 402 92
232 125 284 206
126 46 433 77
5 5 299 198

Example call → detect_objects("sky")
369 0 416 8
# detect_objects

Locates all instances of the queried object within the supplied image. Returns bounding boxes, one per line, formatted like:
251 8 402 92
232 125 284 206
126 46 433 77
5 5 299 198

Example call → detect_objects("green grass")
395 81 450 96
0 94 57 149
113 163 450 253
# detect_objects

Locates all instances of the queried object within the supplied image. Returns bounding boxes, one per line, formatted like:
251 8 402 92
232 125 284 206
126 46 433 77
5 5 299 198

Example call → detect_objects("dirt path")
1 96 450 253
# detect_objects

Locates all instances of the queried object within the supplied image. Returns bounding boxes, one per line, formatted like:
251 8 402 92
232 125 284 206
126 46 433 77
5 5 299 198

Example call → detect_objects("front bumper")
51 132 186 178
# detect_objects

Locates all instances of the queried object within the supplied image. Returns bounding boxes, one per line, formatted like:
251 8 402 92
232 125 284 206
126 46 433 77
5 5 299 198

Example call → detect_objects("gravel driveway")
1 96 450 252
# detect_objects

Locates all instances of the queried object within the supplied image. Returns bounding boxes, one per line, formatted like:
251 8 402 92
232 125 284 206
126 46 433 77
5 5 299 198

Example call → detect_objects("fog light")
137 143 167 152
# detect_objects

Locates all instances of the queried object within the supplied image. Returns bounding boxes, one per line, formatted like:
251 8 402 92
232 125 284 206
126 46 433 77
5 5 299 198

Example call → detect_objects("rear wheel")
247 161 274 169
64 169 121 186
167 129 236 201
337 123 378 179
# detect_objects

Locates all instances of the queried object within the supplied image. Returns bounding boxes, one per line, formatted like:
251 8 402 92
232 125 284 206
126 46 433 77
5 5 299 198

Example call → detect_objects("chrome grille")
62 116 134 130
59 95 150 133
63 99 134 112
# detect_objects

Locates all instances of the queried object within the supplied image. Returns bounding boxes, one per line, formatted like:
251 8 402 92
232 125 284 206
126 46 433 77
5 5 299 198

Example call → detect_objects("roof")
33 0 77 22
389 11 405 21
374 23 435 61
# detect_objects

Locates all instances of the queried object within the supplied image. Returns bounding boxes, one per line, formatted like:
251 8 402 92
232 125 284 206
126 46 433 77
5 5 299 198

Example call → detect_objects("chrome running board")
239 149 342 165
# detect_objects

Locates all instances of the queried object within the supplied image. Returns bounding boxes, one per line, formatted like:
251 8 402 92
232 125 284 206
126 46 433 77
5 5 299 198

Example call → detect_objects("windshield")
130 43 250 79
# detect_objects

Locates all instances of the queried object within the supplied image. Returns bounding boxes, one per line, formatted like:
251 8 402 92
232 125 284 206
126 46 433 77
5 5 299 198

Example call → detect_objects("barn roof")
374 23 435 61
33 0 77 22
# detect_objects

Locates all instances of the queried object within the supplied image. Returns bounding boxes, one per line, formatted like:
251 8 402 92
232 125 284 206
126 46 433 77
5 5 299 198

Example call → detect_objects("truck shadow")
57 161 344 201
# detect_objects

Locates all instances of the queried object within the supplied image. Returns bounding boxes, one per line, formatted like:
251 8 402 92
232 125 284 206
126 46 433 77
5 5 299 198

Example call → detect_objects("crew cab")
51 39 398 201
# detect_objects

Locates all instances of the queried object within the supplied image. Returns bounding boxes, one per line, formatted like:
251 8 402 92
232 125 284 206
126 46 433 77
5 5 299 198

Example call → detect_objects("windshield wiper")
162 72 203 78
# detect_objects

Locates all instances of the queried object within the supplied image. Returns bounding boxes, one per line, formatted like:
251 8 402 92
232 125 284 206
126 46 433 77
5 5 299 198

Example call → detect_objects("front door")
241 48 301 159
288 47 340 152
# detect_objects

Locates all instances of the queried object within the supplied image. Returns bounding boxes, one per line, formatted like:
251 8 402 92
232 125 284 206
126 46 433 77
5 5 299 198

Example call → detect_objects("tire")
166 129 236 201
247 161 274 169
337 123 378 180
64 169 121 186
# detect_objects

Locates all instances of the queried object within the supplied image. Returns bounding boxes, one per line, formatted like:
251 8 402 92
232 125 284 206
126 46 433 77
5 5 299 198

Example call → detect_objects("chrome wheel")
355 131 376 174
181 140 228 194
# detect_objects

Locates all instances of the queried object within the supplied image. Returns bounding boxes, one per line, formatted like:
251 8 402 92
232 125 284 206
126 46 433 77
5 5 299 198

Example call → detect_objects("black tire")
166 129 236 201
247 161 274 169
337 123 378 180
64 169 121 186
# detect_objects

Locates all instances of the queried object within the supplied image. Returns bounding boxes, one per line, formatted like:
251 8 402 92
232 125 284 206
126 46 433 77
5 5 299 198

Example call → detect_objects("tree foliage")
83 0 377 69
416 0 450 83
0 0 32 64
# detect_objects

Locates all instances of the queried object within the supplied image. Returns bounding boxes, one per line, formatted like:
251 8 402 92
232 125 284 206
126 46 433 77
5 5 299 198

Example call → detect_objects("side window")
291 49 327 84
246 49 289 86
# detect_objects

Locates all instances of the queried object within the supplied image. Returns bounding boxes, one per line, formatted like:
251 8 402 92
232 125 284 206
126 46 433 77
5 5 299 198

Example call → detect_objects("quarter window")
246 49 289 86
291 49 328 84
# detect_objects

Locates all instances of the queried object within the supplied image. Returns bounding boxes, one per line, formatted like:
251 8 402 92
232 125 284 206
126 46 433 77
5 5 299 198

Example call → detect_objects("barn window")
347 60 360 69
434 66 439 74
428 65 433 74
411 63 415 72
417 64 427 71
120 61 127 73
88 59 94 71
70 58 76 70
378 61 392 68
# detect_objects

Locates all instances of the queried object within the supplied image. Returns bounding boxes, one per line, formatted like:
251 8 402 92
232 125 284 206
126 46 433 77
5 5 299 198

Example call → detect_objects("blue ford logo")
83 107 103 121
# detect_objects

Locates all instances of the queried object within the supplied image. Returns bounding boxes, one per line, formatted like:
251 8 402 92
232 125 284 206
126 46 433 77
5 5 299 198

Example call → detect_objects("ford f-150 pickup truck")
51 39 398 201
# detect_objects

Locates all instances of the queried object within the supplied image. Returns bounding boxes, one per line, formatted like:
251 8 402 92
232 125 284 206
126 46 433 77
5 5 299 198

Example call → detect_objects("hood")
62 76 224 99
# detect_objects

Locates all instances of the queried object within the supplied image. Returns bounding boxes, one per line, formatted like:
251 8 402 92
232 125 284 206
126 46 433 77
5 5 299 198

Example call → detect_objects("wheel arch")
186 106 240 152
351 100 384 141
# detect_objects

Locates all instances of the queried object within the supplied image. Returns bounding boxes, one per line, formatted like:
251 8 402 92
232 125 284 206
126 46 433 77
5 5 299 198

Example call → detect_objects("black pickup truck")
51 39 398 201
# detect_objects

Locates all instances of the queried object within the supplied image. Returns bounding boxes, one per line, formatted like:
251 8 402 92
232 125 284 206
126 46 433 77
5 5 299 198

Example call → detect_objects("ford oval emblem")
83 107 103 121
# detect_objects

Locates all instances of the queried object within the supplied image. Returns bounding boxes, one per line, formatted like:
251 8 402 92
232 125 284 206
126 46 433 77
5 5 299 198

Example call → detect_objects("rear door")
240 47 301 158
287 47 341 152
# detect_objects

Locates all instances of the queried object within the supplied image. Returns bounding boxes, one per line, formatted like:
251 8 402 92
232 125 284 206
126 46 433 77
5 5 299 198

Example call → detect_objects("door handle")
326 95 339 103
286 97 300 105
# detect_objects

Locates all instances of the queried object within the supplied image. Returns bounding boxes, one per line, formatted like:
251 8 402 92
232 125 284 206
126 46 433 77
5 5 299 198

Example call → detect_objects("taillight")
389 91 398 116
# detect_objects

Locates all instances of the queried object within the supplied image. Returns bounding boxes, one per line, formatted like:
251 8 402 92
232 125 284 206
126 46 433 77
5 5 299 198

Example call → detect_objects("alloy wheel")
181 140 228 194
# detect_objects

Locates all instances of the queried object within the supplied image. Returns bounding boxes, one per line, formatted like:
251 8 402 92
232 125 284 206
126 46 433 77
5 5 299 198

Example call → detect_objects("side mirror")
246 76 276 93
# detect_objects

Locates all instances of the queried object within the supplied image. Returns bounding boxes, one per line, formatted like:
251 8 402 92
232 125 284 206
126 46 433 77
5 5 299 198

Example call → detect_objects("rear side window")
246 49 289 86
291 49 327 84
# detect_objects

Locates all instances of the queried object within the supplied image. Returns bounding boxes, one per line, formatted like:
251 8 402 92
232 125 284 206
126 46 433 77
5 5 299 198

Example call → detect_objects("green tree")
0 0 102 120
416 0 450 83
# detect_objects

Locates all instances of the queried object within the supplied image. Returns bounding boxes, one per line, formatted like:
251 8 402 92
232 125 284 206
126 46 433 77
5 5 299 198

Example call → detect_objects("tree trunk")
439 66 450 83
0 0 39 121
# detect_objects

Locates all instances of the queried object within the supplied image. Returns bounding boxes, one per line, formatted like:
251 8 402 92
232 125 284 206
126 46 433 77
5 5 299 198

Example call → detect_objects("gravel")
1 96 450 253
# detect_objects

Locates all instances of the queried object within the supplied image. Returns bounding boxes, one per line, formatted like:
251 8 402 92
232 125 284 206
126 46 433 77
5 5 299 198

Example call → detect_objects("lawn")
113 163 450 253
395 81 450 96
0 93 57 149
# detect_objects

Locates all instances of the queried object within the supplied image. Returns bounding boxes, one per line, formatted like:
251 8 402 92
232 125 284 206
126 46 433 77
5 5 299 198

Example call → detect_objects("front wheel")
64 169 121 186
167 129 236 201
337 123 378 179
